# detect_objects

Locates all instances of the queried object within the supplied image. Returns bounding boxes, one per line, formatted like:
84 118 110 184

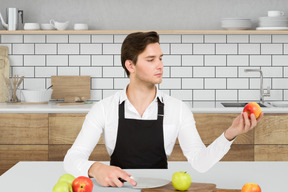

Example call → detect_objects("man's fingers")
250 113 257 128
120 174 137 186
243 112 251 131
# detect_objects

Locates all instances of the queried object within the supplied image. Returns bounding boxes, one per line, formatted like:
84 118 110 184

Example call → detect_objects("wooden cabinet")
1 112 288 175
0 114 49 175
48 113 109 161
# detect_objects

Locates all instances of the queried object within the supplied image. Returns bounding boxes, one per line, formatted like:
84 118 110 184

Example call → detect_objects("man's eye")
148 59 153 62
159 58 162 61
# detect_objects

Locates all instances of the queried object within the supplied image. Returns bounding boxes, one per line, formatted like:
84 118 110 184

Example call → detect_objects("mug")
50 19 69 30
268 10 285 17
74 23 88 30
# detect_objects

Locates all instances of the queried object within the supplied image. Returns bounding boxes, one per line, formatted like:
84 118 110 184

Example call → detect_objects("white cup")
268 10 285 17
74 23 88 30
50 20 69 30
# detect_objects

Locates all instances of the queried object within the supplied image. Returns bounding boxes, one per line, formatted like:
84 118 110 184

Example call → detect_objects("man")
64 31 263 188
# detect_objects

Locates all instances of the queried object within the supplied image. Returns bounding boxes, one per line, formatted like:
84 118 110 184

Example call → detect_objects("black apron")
110 97 167 169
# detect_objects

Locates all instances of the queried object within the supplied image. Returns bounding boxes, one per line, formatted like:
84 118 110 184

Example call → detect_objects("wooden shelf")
1 30 288 34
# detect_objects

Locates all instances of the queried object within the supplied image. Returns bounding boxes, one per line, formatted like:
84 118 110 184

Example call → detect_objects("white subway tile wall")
1 33 287 105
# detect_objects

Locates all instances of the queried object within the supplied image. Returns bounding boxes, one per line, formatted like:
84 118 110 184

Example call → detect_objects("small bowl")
221 18 252 30
21 89 52 103
24 23 40 30
41 23 55 30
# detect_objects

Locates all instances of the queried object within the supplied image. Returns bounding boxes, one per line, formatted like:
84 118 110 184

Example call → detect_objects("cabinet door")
0 114 48 144
49 114 109 161
0 114 49 175
255 113 288 161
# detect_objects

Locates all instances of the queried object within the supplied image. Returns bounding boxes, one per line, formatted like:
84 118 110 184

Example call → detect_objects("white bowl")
21 89 52 102
41 23 55 30
24 23 40 30
221 18 252 30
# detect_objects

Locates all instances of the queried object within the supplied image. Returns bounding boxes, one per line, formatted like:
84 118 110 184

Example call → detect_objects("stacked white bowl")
221 18 252 30
257 10 288 30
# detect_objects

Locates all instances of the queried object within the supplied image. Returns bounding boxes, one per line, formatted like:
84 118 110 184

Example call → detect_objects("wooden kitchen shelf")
1 30 288 34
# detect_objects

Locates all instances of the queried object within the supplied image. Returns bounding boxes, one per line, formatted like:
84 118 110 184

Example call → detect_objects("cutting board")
51 76 90 100
142 182 216 192
0 46 10 103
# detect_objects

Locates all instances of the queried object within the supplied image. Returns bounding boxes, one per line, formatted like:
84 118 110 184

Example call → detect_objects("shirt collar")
119 84 163 104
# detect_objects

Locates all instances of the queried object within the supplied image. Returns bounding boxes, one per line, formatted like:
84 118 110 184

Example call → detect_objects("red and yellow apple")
241 183 261 192
72 176 93 192
243 102 261 119
172 171 191 191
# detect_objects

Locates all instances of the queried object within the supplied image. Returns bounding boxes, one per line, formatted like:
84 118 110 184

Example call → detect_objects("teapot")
50 20 69 30
0 8 23 30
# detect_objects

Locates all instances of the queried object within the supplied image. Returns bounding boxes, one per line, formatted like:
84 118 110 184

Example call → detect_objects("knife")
119 176 170 189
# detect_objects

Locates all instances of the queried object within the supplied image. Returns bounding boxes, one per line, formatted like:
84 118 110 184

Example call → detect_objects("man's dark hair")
121 31 160 77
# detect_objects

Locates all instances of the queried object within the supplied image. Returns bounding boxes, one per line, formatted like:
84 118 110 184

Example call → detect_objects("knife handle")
118 178 126 183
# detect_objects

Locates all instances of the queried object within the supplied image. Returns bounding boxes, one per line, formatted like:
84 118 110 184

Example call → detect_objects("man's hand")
224 112 264 141
88 162 137 187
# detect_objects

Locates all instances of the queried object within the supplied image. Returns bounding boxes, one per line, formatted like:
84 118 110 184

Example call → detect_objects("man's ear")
125 60 135 74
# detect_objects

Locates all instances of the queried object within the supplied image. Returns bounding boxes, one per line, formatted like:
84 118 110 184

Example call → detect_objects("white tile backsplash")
182 55 203 66
35 44 57 54
35 67 57 77
1 35 23 43
1 33 287 102
193 44 215 54
69 55 90 66
24 35 45 43
205 78 226 89
80 44 102 54
171 67 192 77
9 55 23 66
227 35 248 43
194 67 215 77
24 55 45 66
239 44 260 54
182 35 203 43
182 78 203 89
250 35 271 43
80 67 102 77
47 35 68 43
227 55 249 66
58 44 79 54
103 67 124 77
162 55 181 66
204 35 226 43
13 44 34 54
216 44 237 54
261 44 282 54
171 44 192 54
205 55 226 66
69 35 91 43
250 55 271 66
92 55 113 66
47 55 68 66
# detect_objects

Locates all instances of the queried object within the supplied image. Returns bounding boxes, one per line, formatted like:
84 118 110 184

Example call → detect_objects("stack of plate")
257 16 288 30
221 18 252 30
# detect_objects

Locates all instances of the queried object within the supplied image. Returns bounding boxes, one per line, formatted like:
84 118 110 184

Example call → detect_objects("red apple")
72 176 93 192
243 102 261 119
241 183 261 192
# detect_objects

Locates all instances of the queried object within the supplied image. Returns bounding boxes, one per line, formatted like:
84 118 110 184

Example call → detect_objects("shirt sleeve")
63 101 105 177
178 103 235 173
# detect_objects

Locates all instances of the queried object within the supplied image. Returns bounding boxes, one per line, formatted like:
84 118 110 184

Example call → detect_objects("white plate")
256 27 288 30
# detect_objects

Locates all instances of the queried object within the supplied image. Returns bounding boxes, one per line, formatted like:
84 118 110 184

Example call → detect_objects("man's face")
133 43 163 85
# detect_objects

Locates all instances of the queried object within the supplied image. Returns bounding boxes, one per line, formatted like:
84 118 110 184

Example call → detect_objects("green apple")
172 171 191 191
58 173 75 185
52 182 72 192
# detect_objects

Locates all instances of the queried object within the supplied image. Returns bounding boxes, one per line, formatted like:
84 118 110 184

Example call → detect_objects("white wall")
0 0 287 30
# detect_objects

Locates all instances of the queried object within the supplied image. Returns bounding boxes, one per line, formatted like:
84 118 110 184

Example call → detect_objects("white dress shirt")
64 86 235 177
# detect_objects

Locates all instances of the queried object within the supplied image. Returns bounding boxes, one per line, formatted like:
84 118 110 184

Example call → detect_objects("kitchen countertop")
0 101 288 113
0 161 285 191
